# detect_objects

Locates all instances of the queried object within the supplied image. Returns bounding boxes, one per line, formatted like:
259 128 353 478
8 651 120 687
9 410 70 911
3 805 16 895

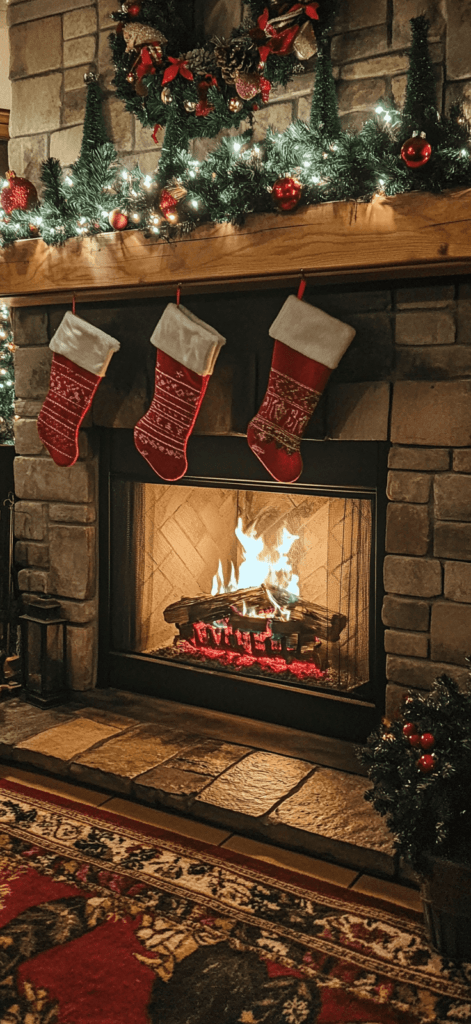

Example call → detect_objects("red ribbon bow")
162 56 194 84
136 46 156 79
290 2 320 18
252 4 319 62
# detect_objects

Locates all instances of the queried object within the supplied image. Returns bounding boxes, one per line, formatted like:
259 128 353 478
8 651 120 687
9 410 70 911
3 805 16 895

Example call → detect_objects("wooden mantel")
1 188 471 307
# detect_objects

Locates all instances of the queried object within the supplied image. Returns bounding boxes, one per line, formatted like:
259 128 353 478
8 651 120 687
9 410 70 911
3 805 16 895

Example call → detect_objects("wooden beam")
1 188 471 305
0 110 9 142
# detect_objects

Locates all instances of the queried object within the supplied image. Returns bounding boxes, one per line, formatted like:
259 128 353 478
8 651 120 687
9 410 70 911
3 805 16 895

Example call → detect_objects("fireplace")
99 431 387 741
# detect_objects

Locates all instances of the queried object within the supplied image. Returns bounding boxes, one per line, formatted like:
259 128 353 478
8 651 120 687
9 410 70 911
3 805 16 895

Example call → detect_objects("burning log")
163 586 347 643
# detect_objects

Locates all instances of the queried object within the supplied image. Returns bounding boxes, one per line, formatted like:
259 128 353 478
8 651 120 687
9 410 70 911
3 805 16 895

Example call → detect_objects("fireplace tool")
0 493 21 695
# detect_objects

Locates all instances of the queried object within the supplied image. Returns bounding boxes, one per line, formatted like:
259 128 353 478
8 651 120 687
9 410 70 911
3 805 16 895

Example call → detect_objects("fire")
211 517 299 618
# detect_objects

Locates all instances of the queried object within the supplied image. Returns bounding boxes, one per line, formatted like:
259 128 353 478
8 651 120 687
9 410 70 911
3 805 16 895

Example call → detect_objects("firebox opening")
110 481 372 696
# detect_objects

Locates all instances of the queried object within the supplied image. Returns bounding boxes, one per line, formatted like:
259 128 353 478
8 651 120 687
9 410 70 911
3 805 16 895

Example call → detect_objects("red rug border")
0 777 422 923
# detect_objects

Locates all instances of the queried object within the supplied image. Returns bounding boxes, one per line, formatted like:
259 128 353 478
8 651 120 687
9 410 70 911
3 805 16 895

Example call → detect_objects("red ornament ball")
402 722 417 738
1 171 38 214
420 732 435 750
401 135 432 169
109 208 128 231
127 2 141 16
417 753 435 774
272 176 302 212
409 733 422 749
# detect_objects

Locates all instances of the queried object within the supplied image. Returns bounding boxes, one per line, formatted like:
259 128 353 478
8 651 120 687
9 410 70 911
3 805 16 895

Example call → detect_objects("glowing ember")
178 639 327 683
211 518 299 620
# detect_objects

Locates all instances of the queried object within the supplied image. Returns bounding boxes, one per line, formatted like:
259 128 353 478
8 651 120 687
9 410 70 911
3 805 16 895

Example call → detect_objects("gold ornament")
293 21 317 61
183 99 197 113
161 86 173 104
228 95 244 113
126 71 136 84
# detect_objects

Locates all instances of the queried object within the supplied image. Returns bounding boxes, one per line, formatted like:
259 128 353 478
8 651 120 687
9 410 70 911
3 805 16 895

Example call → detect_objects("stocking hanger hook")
297 270 307 301
176 282 182 307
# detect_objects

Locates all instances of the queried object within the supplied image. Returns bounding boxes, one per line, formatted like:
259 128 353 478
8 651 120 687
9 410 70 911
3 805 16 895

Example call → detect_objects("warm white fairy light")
233 141 242 153
143 175 153 188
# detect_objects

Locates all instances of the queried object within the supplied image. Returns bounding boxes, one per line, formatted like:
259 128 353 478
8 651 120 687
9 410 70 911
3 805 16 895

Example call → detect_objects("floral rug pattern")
0 780 469 1024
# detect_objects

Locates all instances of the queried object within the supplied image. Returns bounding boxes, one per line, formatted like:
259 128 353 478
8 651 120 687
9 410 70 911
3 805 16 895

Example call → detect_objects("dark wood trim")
0 110 9 142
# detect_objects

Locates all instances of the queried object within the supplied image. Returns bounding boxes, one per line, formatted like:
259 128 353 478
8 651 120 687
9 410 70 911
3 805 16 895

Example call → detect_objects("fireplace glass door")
110 480 372 696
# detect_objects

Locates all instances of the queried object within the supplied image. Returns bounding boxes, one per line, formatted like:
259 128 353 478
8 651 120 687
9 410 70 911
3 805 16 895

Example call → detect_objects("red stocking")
37 312 120 467
134 303 225 481
247 295 356 483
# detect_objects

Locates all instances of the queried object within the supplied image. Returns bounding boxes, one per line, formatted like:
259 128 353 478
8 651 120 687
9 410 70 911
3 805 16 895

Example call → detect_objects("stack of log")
163 585 347 663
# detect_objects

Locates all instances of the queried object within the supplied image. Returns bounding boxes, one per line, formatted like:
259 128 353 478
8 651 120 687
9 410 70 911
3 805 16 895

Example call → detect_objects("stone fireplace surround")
11 274 471 725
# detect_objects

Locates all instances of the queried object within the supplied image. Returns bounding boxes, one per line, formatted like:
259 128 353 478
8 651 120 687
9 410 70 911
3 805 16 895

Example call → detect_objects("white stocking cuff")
151 303 226 376
49 312 120 377
269 295 356 369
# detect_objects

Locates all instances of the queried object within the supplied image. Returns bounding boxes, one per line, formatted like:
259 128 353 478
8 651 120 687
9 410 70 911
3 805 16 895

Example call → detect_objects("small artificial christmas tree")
357 672 471 871
0 305 15 445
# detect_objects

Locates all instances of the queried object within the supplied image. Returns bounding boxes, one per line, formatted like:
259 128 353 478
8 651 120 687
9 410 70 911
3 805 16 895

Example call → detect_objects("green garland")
109 1 335 155
0 17 470 249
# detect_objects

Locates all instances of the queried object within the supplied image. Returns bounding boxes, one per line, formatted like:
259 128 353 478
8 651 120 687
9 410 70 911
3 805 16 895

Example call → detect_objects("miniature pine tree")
310 45 342 140
402 15 438 137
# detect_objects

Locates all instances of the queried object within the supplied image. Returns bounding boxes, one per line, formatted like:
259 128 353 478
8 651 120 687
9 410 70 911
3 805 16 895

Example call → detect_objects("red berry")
417 754 435 774
402 722 417 737
409 734 421 749
420 732 435 750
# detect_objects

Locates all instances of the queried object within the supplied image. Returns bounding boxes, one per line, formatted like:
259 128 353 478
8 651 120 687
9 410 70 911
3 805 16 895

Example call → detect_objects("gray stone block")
384 629 429 658
9 74 62 136
66 623 97 689
326 382 390 440
48 524 96 600
49 503 96 523
63 7 97 38
454 450 471 472
390 382 471 447
13 419 44 455
382 595 430 631
9 16 62 79
396 345 471 381
388 447 449 471
14 457 95 502
384 555 442 597
434 473 471 521
395 310 455 345
196 751 313 817
14 348 52 400
387 471 431 503
434 522 471 561
386 654 471 690
15 540 49 569
446 0 471 79
331 24 388 63
444 561 471 603
14 501 47 541
64 33 96 68
430 601 471 665
11 308 48 347
385 503 430 556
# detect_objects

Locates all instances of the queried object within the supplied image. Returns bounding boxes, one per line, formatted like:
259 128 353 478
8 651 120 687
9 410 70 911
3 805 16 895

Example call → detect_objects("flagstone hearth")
0 689 400 880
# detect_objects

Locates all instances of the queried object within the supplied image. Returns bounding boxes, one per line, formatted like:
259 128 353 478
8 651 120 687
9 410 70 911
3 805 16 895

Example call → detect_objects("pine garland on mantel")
0 16 470 249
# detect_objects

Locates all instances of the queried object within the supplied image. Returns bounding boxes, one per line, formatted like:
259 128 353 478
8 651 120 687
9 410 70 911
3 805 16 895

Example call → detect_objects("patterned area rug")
0 779 469 1024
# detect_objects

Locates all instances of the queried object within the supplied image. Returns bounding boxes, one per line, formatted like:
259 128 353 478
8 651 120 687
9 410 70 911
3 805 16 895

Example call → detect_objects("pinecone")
213 37 259 84
186 47 216 78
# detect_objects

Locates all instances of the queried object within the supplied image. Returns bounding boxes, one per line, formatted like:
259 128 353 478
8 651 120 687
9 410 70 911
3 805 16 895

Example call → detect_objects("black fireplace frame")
98 430 388 742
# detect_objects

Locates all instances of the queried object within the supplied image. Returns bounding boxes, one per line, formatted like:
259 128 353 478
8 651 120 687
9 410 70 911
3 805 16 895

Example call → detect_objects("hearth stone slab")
167 739 252 777
195 750 314 818
0 700 76 756
133 766 213 811
15 716 126 772
69 725 202 795
266 768 395 876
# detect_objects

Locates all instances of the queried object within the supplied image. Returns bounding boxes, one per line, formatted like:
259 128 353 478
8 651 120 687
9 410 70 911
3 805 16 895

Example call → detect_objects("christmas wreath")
109 1 339 149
